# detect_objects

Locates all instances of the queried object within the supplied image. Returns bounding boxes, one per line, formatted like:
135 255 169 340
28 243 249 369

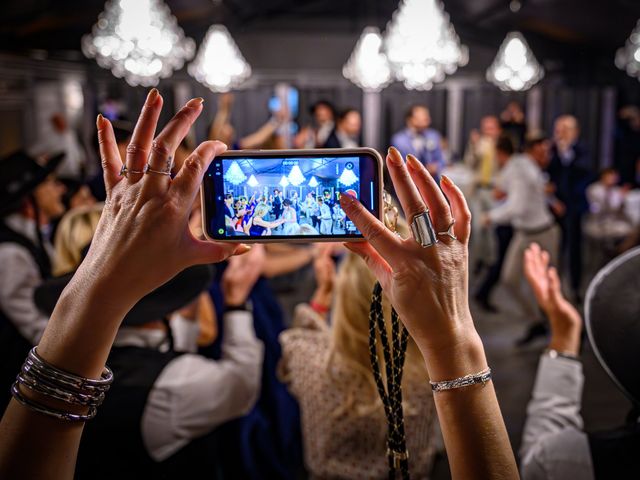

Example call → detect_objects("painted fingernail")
406 154 421 170
441 174 453 186
234 244 252 256
186 97 204 108
387 146 402 165
146 88 159 104
96 113 104 128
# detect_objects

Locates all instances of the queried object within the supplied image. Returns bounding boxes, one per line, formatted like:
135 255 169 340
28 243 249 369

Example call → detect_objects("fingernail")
96 113 104 128
441 174 453 187
387 146 402 165
186 97 204 108
146 88 159 105
340 193 356 206
234 244 252 256
406 154 421 170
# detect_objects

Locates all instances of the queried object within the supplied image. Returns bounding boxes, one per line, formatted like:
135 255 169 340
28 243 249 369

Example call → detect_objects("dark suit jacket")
547 142 593 215
322 129 341 148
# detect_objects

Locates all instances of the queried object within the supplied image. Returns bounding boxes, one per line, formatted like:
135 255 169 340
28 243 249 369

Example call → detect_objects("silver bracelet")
11 347 113 422
430 367 492 392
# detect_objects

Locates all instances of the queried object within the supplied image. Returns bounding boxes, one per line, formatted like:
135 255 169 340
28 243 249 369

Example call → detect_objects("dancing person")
500 101 527 151
474 135 516 312
304 192 320 229
520 243 640 480
464 115 503 273
245 202 285 236
209 92 288 150
323 108 361 149
0 90 253 479
0 151 66 410
391 105 445 179
281 199 299 235
548 115 592 302
280 245 438 478
294 100 336 148
318 197 333 235
273 188 283 220
482 134 560 344
339 146 519 479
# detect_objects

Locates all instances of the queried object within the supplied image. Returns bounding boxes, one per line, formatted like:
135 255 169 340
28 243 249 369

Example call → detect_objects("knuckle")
151 139 172 158
126 143 148 158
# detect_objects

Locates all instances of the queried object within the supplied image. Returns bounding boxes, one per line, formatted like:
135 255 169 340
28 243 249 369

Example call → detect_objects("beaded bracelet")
11 347 113 422
430 367 492 392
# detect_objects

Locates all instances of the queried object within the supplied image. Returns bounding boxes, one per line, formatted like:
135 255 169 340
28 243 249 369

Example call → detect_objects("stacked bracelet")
11 347 113 422
430 367 492 392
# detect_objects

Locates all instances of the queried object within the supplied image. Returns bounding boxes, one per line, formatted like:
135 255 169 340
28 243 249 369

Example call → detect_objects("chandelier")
486 32 544 91
224 161 247 186
189 25 252 92
343 27 392 92
615 20 640 80
384 0 468 90
82 0 195 87
247 174 259 188
287 165 306 186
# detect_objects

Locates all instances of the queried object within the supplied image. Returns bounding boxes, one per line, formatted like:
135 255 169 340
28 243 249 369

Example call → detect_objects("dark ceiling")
1 0 639 75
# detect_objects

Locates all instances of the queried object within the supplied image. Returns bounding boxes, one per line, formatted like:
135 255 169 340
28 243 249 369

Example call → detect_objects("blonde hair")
253 202 270 219
329 251 428 416
53 204 103 275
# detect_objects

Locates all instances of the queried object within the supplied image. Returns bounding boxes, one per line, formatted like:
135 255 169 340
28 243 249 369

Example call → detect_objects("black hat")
34 264 213 327
585 247 640 405
0 150 65 217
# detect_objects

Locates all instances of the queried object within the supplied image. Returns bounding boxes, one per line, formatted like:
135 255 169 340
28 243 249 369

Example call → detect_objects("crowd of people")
0 86 639 480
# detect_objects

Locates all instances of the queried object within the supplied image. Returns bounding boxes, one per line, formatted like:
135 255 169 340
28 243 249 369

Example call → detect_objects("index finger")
340 193 403 267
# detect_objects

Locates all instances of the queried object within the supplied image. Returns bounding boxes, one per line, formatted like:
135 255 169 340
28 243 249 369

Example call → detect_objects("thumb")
190 239 249 265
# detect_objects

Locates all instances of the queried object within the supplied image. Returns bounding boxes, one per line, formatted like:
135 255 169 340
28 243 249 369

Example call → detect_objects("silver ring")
145 156 173 176
119 164 145 177
410 210 438 248
437 219 457 241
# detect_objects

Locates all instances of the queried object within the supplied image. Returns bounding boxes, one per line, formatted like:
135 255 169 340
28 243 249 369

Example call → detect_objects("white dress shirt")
520 355 594 480
0 214 52 344
112 311 264 462
488 154 554 231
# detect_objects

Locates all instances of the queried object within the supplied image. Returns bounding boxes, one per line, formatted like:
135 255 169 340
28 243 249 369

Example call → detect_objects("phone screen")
202 149 381 241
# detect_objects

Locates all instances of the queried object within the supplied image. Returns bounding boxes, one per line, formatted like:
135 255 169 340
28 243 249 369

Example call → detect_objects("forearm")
420 331 519 480
262 249 313 278
0 273 133 480
239 120 278 149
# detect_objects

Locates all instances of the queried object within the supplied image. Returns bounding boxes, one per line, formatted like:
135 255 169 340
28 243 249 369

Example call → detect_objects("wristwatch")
224 299 253 313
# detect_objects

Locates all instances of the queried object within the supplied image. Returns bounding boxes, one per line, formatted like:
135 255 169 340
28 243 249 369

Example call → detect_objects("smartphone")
201 148 383 243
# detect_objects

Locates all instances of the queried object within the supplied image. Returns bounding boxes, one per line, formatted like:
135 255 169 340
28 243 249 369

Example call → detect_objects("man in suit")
547 115 593 302
391 105 445 180
323 109 361 149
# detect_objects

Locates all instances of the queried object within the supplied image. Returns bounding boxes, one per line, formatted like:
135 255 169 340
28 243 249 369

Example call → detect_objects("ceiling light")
82 0 195 86
384 0 468 90
188 25 251 92
486 32 544 91
616 20 640 80
343 27 392 92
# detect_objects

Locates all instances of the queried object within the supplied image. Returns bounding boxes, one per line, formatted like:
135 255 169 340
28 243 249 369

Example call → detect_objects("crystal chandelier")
279 175 290 188
224 161 247 185
308 176 319 188
287 165 306 186
615 20 640 80
188 25 252 92
82 0 195 87
487 32 544 91
338 167 359 187
384 0 468 90
247 174 259 188
343 27 392 92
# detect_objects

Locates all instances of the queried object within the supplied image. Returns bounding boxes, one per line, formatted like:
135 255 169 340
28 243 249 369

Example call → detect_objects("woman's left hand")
67 90 249 317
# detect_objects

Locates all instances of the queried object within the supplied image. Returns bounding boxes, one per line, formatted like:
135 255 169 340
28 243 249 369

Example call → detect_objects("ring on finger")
411 210 438 248
145 156 173 177
120 164 145 177
437 219 457 241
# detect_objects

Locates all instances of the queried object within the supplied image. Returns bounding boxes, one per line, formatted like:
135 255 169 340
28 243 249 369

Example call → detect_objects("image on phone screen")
203 151 380 240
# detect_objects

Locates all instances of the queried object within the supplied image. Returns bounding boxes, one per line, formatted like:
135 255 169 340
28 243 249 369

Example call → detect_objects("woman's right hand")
341 147 483 379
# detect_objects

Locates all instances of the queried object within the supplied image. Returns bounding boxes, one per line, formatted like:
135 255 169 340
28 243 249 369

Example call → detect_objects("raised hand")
524 242 582 354
340 146 479 379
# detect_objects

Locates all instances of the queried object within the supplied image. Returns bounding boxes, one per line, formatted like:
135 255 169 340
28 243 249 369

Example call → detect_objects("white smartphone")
201 148 384 243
